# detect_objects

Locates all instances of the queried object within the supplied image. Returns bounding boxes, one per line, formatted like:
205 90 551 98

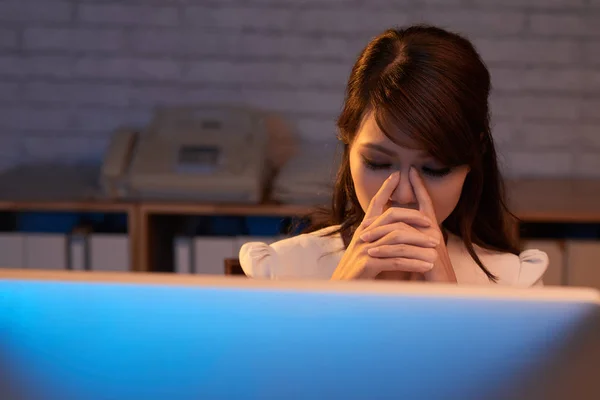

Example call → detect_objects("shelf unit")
138 201 311 272
1 179 599 274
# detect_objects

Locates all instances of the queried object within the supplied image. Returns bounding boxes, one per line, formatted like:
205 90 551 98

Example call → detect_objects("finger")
409 167 436 221
363 172 400 223
360 223 439 247
362 207 431 234
368 244 438 263
364 257 434 276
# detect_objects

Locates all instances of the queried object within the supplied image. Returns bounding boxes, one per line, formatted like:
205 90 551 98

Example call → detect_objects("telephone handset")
99 128 139 198
99 107 271 203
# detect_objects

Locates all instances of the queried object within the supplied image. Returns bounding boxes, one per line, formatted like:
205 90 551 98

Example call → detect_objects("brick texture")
473 0 587 8
77 4 179 27
0 82 21 103
21 136 111 164
501 152 574 178
573 154 600 178
581 125 600 149
584 42 600 65
0 135 24 171
24 28 124 52
0 0 598 178
0 1 72 23
0 28 19 49
529 14 600 37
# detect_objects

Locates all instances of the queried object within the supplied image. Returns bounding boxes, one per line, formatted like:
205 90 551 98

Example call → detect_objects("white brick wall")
0 0 598 178
0 28 18 49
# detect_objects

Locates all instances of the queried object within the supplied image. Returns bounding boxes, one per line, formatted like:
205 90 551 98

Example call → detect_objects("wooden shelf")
506 179 600 223
0 200 134 213
139 201 311 217
1 178 600 273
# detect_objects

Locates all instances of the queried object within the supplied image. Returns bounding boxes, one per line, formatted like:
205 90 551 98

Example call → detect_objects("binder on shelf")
68 233 88 271
89 234 130 272
174 236 193 274
24 233 68 270
193 237 236 275
0 233 25 269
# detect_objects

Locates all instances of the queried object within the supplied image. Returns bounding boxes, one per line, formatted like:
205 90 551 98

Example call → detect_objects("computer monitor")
1 269 599 400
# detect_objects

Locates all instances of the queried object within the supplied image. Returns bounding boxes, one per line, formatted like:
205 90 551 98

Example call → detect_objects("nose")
389 170 418 208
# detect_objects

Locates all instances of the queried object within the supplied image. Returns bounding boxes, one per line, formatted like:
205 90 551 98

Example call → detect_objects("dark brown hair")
309 25 520 281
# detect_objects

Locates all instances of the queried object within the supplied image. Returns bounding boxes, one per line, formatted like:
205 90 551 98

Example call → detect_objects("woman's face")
349 112 470 224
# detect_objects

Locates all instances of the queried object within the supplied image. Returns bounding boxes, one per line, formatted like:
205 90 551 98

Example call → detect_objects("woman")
240 25 548 285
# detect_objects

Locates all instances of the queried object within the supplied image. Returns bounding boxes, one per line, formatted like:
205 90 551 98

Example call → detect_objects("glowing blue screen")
0 280 589 400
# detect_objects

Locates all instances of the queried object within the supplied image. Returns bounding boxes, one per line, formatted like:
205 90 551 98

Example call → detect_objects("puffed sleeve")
239 241 278 279
239 227 344 280
517 249 549 287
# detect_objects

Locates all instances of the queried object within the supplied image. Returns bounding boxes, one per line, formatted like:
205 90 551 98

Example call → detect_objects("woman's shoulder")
447 234 549 286
239 225 345 279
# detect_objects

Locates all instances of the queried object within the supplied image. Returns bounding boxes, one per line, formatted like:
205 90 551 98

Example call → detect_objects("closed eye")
362 157 392 170
362 155 452 177
421 166 452 177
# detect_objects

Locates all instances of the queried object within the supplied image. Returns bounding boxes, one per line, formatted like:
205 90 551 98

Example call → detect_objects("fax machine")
99 106 271 203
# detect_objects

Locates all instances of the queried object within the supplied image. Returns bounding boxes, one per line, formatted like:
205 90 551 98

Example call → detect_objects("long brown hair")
308 25 520 281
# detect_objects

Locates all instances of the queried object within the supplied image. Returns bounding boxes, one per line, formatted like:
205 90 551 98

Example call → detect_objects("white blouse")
239 226 548 286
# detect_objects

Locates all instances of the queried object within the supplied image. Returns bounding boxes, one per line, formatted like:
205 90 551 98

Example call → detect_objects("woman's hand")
359 168 457 283
331 171 438 280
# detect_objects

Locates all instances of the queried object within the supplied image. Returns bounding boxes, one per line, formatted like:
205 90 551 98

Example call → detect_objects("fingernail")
388 171 399 180
425 262 434 270
430 238 440 247
360 232 371 242
367 247 379 255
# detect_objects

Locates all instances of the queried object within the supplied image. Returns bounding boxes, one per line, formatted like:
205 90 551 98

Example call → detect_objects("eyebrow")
361 142 429 159
361 143 398 157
